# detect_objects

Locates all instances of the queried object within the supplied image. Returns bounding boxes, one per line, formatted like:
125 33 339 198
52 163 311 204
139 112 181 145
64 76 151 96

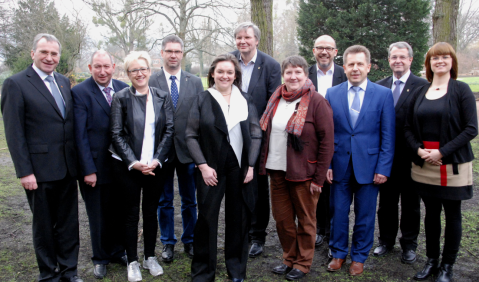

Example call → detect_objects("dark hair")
161 34 184 51
281 55 308 76
207 53 242 89
343 45 371 64
424 42 458 82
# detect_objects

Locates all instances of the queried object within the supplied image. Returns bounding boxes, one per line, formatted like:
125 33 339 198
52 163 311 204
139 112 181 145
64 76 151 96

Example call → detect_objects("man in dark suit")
307 35 347 248
231 22 282 258
373 42 428 263
1 34 82 282
325 45 395 276
149 35 204 262
71 50 129 279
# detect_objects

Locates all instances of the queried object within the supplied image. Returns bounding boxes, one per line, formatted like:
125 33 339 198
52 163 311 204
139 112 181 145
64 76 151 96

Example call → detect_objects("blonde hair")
124 51 152 72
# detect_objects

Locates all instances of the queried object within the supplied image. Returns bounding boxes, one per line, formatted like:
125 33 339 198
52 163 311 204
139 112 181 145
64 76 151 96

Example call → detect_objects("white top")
163 68 182 93
32 64 65 104
139 90 156 166
392 70 410 94
316 63 335 97
265 97 302 171
208 85 248 167
239 50 257 93
347 79 368 110
95 80 116 101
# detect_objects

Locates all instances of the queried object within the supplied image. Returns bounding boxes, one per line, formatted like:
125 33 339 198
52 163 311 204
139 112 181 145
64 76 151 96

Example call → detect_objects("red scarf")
260 79 314 136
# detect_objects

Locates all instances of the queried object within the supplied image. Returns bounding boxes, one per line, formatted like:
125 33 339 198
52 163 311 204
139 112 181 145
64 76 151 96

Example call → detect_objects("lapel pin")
407 89 409 92
258 67 260 69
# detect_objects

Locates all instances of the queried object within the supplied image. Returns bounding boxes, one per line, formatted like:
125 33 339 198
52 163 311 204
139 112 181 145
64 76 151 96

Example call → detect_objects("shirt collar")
163 68 182 81
316 63 335 76
348 79 368 92
95 79 114 92
392 70 411 84
32 63 51 80
239 50 257 65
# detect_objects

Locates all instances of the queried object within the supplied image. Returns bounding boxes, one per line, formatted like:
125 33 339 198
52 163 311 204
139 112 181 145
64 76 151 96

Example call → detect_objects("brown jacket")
259 91 334 186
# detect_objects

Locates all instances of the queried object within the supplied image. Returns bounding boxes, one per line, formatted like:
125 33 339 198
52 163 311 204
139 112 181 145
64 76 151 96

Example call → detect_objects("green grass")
457 76 479 92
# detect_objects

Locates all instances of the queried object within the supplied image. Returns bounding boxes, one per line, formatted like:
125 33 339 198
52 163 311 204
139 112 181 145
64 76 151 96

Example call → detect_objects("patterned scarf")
260 78 314 137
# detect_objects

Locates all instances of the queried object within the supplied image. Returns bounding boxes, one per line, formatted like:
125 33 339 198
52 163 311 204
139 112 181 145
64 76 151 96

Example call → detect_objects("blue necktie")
170 75 179 108
350 86 361 128
44 75 65 118
392 80 402 106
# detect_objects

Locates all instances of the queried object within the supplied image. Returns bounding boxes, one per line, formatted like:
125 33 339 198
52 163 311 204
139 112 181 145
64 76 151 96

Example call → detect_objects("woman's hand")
132 162 149 172
142 160 159 176
421 149 443 166
243 166 254 183
326 169 333 184
310 182 322 195
198 164 218 186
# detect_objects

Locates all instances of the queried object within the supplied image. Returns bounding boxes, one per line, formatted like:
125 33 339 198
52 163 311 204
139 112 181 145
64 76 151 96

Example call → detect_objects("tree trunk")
433 0 459 50
251 0 274 56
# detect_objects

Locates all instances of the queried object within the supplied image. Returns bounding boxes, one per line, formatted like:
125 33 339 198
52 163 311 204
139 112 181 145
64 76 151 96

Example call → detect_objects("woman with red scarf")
258 55 334 281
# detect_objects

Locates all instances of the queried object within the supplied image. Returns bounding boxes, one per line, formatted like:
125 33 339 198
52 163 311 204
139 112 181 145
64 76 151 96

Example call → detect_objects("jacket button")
347 152 350 155
352 134 355 136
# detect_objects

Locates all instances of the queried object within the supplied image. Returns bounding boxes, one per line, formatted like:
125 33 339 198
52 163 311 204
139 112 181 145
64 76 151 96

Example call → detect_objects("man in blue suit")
71 50 129 279
325 45 395 276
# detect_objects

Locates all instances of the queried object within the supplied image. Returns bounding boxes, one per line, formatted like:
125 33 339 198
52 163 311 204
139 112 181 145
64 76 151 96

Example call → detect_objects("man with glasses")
149 34 204 262
308 35 347 250
373 42 428 263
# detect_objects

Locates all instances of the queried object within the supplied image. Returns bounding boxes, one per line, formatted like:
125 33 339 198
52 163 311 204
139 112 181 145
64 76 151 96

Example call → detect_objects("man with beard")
308 35 347 250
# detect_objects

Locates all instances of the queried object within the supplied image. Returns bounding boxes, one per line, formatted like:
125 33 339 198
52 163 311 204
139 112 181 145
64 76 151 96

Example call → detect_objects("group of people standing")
1 20 476 282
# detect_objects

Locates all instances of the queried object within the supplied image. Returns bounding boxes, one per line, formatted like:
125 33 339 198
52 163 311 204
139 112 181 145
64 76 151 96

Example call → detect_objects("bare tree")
273 0 298 62
457 0 479 51
251 0 273 56
432 0 459 49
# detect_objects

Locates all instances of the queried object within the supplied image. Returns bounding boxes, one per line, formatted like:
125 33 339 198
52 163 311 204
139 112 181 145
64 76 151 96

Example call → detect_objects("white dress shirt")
95 80 116 101
316 64 335 97
239 50 258 93
32 64 65 104
391 70 410 94
347 79 368 110
163 69 182 94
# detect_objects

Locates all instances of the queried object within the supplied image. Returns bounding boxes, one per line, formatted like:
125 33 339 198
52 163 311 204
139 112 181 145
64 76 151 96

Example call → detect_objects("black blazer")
185 90 262 214
376 73 428 176
72 77 128 184
109 86 174 168
404 79 478 166
308 63 347 90
1 65 77 182
231 50 282 116
148 69 204 164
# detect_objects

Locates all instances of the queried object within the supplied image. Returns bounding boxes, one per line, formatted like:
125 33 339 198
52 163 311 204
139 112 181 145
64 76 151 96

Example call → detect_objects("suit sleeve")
153 94 175 163
185 95 207 165
195 77 204 93
267 60 282 99
313 98 334 185
375 90 396 177
0 78 34 178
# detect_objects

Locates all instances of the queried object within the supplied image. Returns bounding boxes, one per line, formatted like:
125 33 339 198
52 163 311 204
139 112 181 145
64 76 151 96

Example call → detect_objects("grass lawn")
457 76 479 92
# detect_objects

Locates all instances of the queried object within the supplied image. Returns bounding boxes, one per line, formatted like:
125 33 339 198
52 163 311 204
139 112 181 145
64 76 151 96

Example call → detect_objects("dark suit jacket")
185 90 262 214
326 80 396 184
308 63 347 91
231 50 282 116
148 69 204 164
109 86 174 168
1 65 77 182
376 73 428 177
71 77 128 184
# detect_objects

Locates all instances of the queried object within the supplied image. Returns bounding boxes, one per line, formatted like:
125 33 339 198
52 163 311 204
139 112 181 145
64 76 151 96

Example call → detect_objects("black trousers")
79 180 126 265
113 159 164 263
421 195 462 265
25 174 79 282
192 147 250 281
377 176 421 250
249 161 269 244
316 181 331 236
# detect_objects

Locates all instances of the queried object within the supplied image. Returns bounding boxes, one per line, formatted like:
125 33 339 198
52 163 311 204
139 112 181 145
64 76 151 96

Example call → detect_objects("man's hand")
373 173 387 185
310 182 322 195
326 169 333 184
244 166 254 183
21 174 38 190
84 173 97 187
198 164 218 186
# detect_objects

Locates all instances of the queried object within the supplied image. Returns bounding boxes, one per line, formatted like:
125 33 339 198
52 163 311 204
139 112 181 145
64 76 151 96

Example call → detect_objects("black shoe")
373 244 393 257
93 264 106 279
65 276 84 282
401 249 417 264
327 248 332 259
111 255 127 266
315 234 326 247
272 264 293 275
248 242 264 258
232 279 244 282
285 268 306 281
414 258 439 280
161 244 174 262
435 264 453 282
184 243 194 258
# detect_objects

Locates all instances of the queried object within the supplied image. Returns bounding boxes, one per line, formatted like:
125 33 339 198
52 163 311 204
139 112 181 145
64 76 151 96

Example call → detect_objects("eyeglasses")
128 67 149 75
164 50 183 55
314 46 335 52
390 56 409 61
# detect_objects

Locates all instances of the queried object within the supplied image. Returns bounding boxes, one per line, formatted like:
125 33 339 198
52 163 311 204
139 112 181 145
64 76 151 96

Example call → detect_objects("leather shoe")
414 258 439 280
66 276 84 282
93 264 106 279
349 261 364 276
285 268 306 280
327 258 345 272
111 255 127 266
435 263 453 282
315 234 326 247
327 249 332 259
401 249 417 264
184 243 194 258
373 244 393 257
272 264 293 275
161 244 174 262
248 242 264 258
232 279 244 282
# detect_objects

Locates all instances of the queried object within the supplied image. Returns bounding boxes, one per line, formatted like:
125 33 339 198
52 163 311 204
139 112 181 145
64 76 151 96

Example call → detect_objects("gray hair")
90 50 114 65
281 55 309 76
124 51 152 72
388 41 413 58
343 45 371 65
161 35 184 51
234 22 261 43
32 33 62 54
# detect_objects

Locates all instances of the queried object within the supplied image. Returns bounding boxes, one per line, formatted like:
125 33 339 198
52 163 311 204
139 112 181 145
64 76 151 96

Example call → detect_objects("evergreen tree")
297 0 430 81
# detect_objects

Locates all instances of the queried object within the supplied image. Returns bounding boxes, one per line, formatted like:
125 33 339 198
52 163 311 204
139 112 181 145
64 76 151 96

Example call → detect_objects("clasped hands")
198 164 254 186
133 160 159 176
418 148 443 166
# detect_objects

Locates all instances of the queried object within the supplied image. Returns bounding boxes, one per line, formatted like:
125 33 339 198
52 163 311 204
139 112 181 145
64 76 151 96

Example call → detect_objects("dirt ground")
0 123 478 282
